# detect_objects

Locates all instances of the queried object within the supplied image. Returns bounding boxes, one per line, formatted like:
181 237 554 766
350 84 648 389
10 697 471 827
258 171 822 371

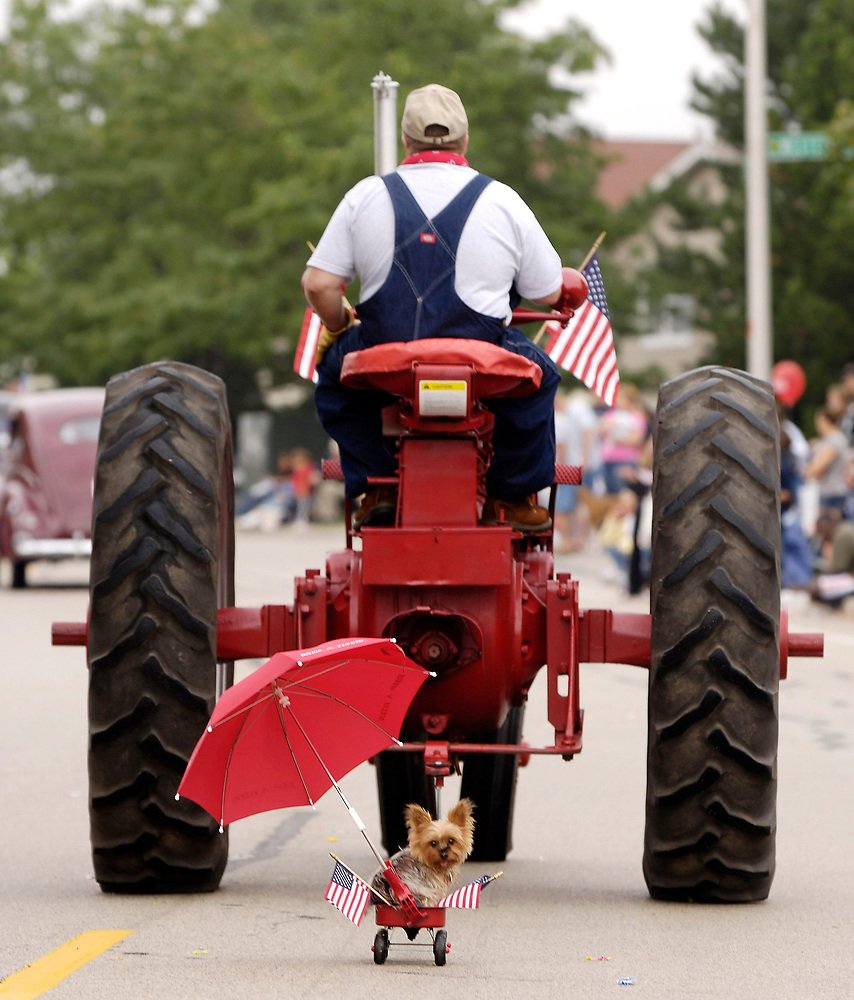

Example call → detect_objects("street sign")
767 131 829 162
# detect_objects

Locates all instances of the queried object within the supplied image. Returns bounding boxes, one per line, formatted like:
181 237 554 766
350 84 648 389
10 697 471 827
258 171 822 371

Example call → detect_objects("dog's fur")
371 799 475 906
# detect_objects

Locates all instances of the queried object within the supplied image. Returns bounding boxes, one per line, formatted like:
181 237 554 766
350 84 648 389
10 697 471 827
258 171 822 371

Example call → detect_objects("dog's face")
405 799 475 875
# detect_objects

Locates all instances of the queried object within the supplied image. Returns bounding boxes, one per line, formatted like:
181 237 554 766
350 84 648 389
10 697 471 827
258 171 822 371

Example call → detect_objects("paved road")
1 525 851 999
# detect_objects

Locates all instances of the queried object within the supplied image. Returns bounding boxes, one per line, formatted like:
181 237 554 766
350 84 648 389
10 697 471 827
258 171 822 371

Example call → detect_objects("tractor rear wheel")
460 704 524 861
87 362 234 893
645 366 780 902
375 749 438 857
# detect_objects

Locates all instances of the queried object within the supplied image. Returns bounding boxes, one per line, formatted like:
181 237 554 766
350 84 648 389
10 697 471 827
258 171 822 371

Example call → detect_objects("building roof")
593 139 740 210
594 140 692 209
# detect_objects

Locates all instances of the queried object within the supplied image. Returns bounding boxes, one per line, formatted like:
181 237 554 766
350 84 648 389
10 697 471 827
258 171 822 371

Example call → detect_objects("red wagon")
372 904 449 966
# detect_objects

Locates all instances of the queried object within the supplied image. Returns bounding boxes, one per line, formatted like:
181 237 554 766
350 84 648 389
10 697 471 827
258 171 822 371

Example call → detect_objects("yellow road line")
0 929 133 998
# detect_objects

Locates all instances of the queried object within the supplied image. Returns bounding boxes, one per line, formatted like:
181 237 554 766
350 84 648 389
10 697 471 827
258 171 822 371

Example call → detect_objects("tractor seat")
340 339 542 400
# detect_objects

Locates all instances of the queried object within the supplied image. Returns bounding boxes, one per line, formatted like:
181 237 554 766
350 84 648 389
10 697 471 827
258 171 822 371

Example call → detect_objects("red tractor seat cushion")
340 339 542 399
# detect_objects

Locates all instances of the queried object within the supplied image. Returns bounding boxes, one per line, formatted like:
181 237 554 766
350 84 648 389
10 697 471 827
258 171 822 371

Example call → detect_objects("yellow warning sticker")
420 381 466 392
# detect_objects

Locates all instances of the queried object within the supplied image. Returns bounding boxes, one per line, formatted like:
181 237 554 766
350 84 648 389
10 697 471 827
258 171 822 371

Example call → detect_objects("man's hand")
315 304 357 363
301 265 358 363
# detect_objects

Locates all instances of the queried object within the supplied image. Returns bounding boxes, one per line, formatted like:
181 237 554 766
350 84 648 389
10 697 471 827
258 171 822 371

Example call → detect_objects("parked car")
0 388 104 587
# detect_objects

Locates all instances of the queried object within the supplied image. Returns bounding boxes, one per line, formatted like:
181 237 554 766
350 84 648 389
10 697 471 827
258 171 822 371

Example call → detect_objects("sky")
502 0 744 141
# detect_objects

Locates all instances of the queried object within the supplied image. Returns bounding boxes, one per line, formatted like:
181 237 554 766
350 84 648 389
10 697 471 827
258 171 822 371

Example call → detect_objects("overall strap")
381 171 493 258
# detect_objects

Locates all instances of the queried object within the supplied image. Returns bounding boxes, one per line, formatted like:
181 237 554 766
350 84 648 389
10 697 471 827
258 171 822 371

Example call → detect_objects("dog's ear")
404 803 433 835
446 798 475 832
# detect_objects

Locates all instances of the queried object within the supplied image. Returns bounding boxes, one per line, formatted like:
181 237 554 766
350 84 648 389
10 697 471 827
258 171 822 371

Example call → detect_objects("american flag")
437 874 493 909
294 307 322 383
545 254 620 407
325 860 371 926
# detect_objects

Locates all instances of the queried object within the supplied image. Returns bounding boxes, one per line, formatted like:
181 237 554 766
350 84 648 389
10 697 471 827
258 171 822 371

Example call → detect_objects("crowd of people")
551 361 854 608
236 446 341 530
777 362 854 606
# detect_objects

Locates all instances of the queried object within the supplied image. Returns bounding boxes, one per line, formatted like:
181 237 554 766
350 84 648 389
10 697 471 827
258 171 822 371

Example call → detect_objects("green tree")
0 0 608 409
640 0 854 402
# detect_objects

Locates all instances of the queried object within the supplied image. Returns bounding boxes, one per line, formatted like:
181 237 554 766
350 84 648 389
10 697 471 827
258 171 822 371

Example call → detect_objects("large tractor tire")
460 705 524 861
87 362 234 893
375 750 437 856
644 366 781 902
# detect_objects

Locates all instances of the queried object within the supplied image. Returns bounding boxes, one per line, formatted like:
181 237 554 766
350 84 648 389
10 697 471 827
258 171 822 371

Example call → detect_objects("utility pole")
745 0 772 380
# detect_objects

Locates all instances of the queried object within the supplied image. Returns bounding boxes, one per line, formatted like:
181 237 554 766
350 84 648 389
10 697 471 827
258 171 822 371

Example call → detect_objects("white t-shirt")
306 163 562 324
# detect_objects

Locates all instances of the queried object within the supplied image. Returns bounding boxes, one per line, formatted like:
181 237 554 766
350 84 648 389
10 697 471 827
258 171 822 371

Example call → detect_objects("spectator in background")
843 453 854 523
809 507 854 606
289 447 320 526
597 382 649 496
824 382 848 421
805 406 851 515
553 389 598 552
599 382 649 496
779 413 814 591
840 362 854 448
236 450 295 530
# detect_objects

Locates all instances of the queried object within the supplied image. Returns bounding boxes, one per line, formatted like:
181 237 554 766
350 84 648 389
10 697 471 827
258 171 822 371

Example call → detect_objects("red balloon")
771 360 806 407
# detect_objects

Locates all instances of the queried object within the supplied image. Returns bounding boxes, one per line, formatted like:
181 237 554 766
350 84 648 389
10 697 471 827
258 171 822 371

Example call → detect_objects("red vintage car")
0 388 104 587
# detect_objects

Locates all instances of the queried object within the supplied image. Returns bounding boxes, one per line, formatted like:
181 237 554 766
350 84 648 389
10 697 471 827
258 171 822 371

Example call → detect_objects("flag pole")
579 230 606 271
532 321 549 346
329 853 394 905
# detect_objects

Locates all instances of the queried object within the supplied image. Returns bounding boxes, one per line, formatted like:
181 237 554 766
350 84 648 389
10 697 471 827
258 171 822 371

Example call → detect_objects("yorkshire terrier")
371 799 475 907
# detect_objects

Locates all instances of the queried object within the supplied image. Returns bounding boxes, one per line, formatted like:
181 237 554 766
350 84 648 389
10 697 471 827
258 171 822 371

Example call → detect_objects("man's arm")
531 287 562 307
301 266 353 332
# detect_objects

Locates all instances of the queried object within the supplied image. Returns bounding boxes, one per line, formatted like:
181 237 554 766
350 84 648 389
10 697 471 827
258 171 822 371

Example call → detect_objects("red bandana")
401 150 470 166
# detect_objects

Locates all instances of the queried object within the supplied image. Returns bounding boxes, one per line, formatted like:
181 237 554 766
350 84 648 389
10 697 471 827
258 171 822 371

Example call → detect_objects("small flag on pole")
325 860 371 926
437 874 494 909
294 307 323 383
545 254 620 407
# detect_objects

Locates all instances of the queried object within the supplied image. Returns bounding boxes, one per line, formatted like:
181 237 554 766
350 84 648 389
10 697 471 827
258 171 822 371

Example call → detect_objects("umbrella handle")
382 861 423 923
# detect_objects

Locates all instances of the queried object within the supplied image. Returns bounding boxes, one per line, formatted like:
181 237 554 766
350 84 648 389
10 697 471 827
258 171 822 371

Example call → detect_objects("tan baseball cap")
402 84 468 145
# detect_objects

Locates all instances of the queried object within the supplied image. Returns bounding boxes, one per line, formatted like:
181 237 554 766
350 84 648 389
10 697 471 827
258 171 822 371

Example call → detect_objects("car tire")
644 366 780 902
87 362 234 893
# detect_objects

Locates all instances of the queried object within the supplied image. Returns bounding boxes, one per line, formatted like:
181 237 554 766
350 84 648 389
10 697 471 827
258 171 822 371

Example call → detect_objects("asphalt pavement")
1 523 851 999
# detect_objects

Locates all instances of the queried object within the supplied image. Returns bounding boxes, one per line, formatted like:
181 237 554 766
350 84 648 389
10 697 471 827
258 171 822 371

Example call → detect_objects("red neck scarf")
401 150 470 166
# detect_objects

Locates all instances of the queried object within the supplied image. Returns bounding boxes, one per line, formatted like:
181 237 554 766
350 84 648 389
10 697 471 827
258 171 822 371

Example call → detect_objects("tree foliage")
0 0 608 406
651 0 854 401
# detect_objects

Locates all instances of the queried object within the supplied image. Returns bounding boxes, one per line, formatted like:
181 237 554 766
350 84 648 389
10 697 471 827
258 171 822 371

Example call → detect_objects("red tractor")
54 345 822 904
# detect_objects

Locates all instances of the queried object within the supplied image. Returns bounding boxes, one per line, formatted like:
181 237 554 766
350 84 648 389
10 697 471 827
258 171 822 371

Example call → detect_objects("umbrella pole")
329 777 386 867
275 692 389 864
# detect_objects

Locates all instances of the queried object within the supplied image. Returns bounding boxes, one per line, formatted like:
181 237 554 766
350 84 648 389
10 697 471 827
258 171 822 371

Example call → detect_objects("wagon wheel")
645 366 780 902
460 704 524 861
373 928 389 965
433 928 448 966
87 362 234 893
375 748 437 857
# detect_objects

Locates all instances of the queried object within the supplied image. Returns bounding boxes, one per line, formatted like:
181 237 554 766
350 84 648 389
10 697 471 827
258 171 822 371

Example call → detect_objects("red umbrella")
177 637 430 842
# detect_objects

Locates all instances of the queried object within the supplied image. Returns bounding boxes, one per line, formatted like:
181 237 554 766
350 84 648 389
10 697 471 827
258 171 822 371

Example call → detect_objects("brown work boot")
353 486 398 529
482 496 552 532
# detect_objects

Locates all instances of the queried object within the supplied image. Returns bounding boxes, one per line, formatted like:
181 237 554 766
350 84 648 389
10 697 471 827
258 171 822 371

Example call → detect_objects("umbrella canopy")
177 637 429 829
